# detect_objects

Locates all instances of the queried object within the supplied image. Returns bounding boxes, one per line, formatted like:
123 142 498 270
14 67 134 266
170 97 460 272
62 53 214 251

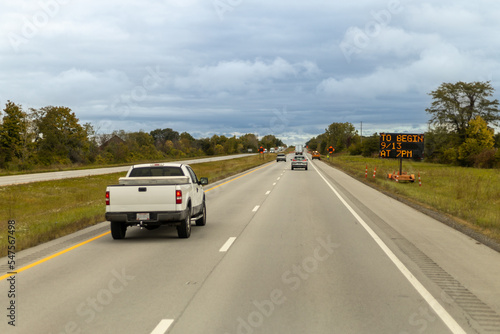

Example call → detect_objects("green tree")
180 131 195 142
325 122 357 152
124 131 162 161
306 137 318 151
494 133 500 148
1 102 30 163
240 133 259 152
178 132 196 155
214 144 224 155
224 136 239 154
0 101 27 166
33 106 89 164
83 122 99 163
426 81 500 140
458 116 495 166
318 133 328 154
198 138 214 155
347 134 362 155
424 126 461 164
150 128 180 151
359 133 379 157
100 138 128 163
210 134 228 154
260 134 284 150
0 102 36 169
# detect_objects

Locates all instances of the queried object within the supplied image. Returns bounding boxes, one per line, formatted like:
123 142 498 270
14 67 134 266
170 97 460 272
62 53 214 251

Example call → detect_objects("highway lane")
1 154 500 333
310 157 500 332
168 157 459 334
0 153 255 186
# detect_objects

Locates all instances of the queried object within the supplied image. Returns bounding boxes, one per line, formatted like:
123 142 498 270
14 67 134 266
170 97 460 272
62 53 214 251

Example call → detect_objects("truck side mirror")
199 177 208 185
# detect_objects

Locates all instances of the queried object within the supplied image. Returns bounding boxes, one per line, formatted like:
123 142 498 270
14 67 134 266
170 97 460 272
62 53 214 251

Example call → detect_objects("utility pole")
360 121 363 144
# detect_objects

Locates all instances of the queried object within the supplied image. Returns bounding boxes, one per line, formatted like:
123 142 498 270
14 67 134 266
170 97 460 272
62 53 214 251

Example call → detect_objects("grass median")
0 154 275 257
322 154 500 245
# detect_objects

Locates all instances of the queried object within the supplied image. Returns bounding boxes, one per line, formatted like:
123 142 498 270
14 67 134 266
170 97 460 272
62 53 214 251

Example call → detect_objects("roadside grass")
0 153 234 177
0 174 119 257
323 154 500 243
0 154 274 257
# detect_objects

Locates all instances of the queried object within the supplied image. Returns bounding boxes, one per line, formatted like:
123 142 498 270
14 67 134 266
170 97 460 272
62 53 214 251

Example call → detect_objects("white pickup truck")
105 163 208 239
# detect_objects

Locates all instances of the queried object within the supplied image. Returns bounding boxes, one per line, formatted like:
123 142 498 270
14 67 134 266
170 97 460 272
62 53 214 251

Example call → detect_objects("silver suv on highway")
291 155 308 170
277 153 286 162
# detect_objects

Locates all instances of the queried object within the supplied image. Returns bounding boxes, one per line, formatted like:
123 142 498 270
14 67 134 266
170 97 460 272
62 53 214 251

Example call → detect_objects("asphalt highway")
1 154 499 333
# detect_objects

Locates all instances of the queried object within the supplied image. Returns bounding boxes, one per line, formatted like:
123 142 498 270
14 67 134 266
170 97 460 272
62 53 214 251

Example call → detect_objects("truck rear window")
129 167 184 177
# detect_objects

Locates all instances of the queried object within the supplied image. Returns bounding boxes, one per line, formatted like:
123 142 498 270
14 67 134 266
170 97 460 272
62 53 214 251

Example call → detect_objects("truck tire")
195 201 206 226
111 221 127 239
177 206 191 238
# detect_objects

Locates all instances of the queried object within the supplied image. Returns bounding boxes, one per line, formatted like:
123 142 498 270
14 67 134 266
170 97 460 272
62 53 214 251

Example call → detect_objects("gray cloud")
1 0 499 145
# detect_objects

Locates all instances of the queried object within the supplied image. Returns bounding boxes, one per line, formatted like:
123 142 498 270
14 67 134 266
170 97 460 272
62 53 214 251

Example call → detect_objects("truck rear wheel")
177 206 191 238
111 221 127 239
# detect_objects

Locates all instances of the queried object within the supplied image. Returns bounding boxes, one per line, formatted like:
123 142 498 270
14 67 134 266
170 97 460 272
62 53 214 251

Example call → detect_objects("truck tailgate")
107 184 184 212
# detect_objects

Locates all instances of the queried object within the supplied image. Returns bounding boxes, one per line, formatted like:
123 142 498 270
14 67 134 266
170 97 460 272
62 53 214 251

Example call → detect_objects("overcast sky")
1 0 499 145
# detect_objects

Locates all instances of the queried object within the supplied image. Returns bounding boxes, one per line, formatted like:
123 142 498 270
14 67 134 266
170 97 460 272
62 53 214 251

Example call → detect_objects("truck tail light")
176 190 182 204
106 191 110 205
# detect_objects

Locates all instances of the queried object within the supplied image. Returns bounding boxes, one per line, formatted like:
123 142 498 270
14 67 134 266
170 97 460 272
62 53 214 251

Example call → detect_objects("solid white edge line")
150 319 174 334
219 237 237 252
252 205 260 212
310 162 467 334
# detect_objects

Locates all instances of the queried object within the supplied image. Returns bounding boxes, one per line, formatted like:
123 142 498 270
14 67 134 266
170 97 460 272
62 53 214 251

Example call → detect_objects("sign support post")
328 146 334 162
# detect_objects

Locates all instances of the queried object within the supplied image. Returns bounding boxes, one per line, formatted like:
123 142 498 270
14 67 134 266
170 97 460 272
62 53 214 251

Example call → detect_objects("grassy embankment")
0 154 274 257
0 154 225 177
323 154 500 244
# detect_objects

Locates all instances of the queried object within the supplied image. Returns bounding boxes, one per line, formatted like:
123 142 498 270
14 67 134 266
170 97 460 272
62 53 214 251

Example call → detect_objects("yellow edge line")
204 161 275 192
0 231 110 281
0 161 274 281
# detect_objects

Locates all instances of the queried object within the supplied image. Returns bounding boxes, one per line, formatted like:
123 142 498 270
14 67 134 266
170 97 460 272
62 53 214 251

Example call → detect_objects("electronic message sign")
379 133 424 159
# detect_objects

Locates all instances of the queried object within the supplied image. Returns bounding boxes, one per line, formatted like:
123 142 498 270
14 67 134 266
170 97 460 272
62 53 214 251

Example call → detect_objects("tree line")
306 81 500 168
0 101 285 171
